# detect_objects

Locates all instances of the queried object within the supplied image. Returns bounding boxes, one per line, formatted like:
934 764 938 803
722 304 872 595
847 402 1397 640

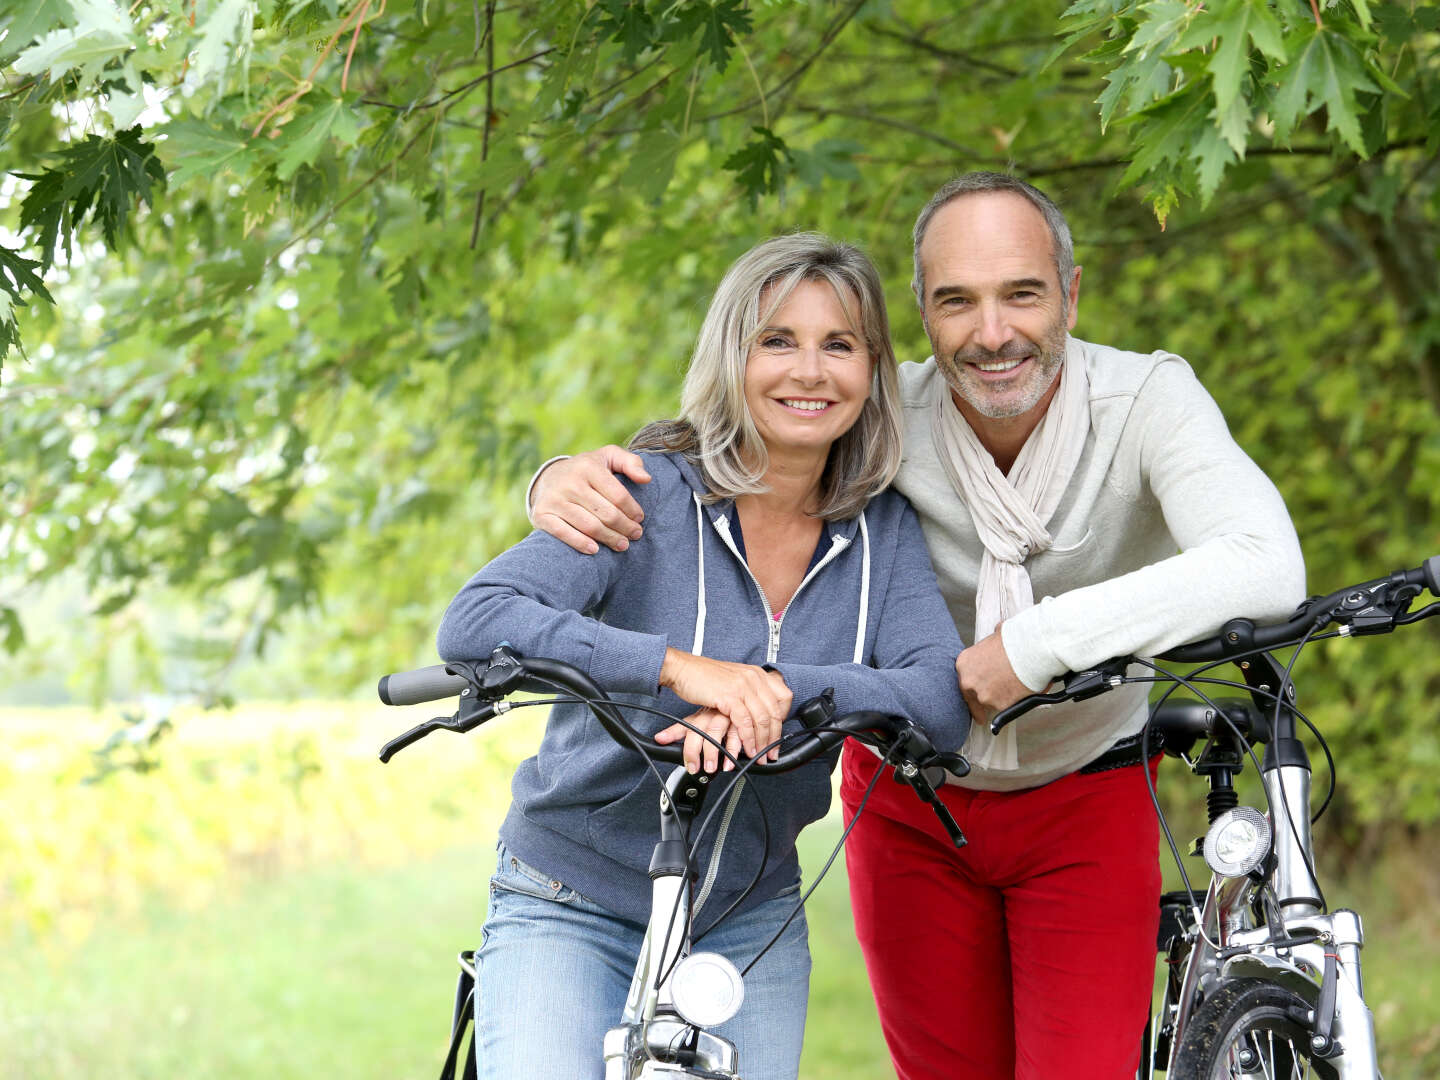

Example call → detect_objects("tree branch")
792 102 994 158
864 21 1020 78
470 0 497 250
359 48 553 112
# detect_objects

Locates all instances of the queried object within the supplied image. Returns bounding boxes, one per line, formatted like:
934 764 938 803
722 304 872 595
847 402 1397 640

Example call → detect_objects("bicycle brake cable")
524 678 724 992
736 733 905 977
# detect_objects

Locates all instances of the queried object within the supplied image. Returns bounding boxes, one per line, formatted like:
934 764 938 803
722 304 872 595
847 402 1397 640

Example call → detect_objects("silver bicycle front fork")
1265 764 1322 915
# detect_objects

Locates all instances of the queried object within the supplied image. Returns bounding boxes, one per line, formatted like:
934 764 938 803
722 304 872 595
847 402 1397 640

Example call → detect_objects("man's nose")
974 301 1012 353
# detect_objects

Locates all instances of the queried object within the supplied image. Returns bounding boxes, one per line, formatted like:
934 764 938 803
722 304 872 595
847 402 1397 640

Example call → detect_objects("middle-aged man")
524 172 1306 1079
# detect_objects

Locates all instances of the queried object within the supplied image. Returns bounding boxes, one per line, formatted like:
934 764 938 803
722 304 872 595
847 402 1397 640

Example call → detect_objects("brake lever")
990 657 1133 735
892 758 967 849
378 694 508 763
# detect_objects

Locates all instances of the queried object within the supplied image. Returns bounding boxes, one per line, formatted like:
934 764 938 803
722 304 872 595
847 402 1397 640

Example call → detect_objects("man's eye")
941 296 969 307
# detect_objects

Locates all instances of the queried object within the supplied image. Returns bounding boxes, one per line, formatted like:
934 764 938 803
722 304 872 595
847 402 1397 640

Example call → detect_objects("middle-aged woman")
434 233 968 1080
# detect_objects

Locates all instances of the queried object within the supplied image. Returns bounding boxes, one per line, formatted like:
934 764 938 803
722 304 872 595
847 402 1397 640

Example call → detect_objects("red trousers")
840 746 1160 1080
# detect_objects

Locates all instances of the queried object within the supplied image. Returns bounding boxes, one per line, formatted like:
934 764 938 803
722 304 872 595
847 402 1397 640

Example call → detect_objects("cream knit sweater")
895 338 1306 791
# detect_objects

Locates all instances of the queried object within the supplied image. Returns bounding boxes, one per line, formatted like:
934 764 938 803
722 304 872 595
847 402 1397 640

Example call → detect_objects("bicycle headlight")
669 952 745 1028
1202 806 1272 878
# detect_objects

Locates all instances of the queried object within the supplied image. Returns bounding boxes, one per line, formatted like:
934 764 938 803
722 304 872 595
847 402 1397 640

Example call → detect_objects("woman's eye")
826 340 854 353
761 336 790 348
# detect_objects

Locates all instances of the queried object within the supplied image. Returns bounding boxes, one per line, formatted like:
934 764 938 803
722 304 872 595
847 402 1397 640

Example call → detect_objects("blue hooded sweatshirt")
437 451 967 929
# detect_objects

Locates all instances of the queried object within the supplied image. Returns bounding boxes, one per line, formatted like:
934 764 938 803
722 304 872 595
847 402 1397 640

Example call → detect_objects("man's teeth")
974 358 1025 373
783 399 830 410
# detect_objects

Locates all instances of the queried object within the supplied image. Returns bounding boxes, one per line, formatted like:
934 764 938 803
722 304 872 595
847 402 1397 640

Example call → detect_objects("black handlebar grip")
378 664 471 706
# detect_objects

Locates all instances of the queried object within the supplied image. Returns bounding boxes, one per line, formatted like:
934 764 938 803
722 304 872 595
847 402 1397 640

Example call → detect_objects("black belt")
1077 729 1164 775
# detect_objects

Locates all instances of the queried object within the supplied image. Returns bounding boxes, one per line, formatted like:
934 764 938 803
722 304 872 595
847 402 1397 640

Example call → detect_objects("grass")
1 702 1436 1078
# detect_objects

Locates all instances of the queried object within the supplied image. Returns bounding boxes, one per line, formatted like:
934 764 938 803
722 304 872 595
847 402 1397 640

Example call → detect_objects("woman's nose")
791 345 825 382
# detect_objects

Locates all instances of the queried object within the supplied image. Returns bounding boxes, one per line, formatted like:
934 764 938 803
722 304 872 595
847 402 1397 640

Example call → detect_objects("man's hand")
955 627 1031 727
655 648 790 767
530 446 650 554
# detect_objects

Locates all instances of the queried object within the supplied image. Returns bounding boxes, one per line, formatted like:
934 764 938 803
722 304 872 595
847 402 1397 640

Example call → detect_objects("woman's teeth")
782 399 830 410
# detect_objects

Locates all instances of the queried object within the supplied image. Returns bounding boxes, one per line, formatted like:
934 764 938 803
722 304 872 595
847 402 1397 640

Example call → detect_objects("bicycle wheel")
1170 978 1339 1080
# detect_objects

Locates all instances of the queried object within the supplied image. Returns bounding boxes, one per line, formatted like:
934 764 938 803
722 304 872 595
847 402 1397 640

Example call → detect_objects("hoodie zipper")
693 509 853 918
710 514 850 663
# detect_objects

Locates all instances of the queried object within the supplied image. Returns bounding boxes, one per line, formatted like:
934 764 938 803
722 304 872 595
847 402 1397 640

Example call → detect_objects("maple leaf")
596 0 658 63
1269 24 1379 155
0 243 54 305
17 127 166 269
670 0 753 72
722 126 791 206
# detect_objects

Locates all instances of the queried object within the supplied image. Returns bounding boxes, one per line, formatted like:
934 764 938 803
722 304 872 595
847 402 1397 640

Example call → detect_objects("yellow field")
0 700 542 950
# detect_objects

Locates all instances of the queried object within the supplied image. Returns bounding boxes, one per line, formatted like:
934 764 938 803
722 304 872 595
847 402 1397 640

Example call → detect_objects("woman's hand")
658 648 791 765
655 708 746 774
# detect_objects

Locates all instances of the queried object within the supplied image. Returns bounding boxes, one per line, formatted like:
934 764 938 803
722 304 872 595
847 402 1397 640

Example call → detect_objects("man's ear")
1066 266 1082 330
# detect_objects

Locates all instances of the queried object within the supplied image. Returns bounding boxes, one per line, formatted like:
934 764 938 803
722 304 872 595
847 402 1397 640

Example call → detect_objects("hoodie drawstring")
852 510 870 664
692 492 707 655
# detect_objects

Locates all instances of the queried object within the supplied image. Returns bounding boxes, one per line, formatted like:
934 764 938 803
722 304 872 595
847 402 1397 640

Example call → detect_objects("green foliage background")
2 0 1438 836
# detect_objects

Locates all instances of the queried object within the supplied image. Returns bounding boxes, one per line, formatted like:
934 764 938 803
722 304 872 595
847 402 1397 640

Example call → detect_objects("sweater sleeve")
770 501 972 752
436 488 669 696
1000 357 1307 689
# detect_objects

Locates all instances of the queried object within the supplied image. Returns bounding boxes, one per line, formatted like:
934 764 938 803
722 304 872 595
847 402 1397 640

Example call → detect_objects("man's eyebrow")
928 284 970 301
929 278 1050 301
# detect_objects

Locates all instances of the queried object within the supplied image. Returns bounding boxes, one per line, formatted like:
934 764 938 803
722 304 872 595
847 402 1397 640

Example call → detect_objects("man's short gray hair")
631 233 902 521
911 172 1075 311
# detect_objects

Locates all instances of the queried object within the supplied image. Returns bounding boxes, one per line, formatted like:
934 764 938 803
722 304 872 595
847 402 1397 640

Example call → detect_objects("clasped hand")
654 649 792 774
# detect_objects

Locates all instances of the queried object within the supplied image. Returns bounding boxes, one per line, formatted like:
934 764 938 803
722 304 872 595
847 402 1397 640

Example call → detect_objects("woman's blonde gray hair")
630 233 903 521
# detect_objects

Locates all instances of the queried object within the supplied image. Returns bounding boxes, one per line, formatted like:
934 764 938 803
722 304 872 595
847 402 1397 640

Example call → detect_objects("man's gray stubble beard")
935 321 1068 421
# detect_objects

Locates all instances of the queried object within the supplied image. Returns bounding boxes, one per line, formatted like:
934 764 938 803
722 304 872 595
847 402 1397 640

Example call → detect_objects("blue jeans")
473 841 811 1080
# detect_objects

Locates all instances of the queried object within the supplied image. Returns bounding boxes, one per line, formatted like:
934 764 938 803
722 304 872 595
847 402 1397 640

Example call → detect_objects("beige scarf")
930 338 1090 770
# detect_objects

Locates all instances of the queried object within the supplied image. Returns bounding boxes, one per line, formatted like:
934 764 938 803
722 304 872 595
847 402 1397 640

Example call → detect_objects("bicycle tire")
1169 977 1339 1080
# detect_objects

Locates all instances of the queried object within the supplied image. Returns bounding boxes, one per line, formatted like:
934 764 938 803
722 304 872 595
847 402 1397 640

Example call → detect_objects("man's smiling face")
918 190 1080 425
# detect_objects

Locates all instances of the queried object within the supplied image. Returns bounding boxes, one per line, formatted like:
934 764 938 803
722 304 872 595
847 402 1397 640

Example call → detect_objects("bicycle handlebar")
1157 555 1438 663
989 556 1440 735
377 649 955 778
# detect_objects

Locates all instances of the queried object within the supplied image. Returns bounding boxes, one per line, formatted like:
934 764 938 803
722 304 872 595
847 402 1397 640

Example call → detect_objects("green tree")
1 1 1437 825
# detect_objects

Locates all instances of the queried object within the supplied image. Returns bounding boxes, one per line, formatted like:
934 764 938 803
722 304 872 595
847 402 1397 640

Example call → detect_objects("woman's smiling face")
743 278 872 464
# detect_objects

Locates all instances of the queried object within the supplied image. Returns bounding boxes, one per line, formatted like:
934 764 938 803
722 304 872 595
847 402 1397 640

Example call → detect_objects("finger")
704 712 732 774
587 470 647 536
673 709 714 773
599 445 654 489
765 676 791 761
748 701 778 762
532 512 600 556
963 690 991 727
654 722 688 744
724 728 742 772
724 705 758 759
564 501 635 553
684 727 705 774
